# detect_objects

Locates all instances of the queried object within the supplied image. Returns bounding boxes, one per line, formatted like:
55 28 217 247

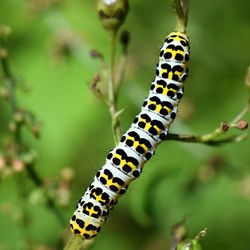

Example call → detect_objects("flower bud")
97 0 129 32
236 120 248 130
12 159 25 172
22 150 37 164
31 123 41 138
13 111 25 124
220 121 229 132
91 74 101 90
176 239 202 250
90 49 103 59
0 86 10 98
0 48 8 59
176 228 206 250
0 25 12 39
9 121 17 133
61 167 75 182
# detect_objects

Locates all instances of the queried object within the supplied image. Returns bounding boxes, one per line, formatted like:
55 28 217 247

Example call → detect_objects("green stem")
64 235 83 250
173 0 190 32
230 97 250 124
166 132 247 145
115 45 128 101
15 173 33 249
63 234 94 250
108 30 121 145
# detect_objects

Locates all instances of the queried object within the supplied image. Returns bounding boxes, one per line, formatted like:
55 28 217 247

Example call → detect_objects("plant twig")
166 98 249 146
91 29 128 145
115 30 129 100
173 0 190 32
64 234 94 250
230 97 250 124
108 30 122 144
166 132 247 146
14 173 33 249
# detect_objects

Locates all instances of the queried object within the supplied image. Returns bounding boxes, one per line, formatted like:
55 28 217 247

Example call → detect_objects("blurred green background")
1 0 250 249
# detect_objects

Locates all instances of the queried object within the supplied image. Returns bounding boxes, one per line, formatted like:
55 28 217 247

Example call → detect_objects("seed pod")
97 0 129 32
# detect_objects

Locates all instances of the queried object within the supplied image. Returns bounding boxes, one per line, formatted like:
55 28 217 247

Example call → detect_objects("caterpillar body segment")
70 31 190 239
86 179 118 208
107 144 144 178
71 211 101 239
150 77 184 99
120 127 156 160
142 92 178 120
79 197 109 221
132 110 167 140
96 163 131 194
156 60 188 82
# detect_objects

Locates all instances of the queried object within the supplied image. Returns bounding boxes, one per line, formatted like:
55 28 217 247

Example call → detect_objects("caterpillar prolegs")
70 31 190 239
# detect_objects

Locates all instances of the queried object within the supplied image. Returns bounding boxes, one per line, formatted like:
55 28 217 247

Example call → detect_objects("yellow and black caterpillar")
70 31 190 239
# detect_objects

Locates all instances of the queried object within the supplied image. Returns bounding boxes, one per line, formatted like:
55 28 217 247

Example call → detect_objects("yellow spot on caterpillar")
113 153 137 171
126 135 149 153
85 206 99 217
93 194 105 204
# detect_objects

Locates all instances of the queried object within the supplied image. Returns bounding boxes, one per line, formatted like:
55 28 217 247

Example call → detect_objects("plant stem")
64 235 83 250
108 30 122 144
230 97 250 124
173 0 190 32
63 234 94 250
15 173 33 249
115 44 128 101
166 132 247 146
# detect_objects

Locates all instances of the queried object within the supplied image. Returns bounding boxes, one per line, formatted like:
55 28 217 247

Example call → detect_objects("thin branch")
166 98 249 146
14 173 33 248
173 0 190 32
63 234 94 250
107 30 122 144
166 132 247 146
230 97 250 124
115 30 129 101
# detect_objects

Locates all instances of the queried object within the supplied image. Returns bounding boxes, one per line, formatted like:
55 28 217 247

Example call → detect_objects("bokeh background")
1 0 250 249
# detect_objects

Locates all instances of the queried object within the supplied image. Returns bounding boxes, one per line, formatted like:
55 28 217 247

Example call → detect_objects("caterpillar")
70 31 190 239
